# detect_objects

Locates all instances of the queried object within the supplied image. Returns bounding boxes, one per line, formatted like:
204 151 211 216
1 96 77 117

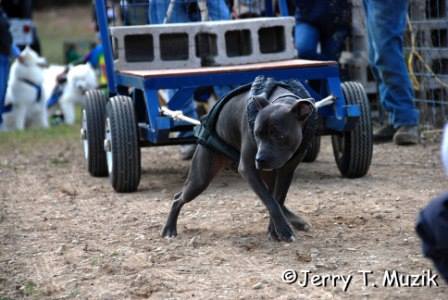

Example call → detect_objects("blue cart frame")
85 0 372 192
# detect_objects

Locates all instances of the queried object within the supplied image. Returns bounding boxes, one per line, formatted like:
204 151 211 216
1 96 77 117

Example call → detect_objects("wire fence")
406 0 448 129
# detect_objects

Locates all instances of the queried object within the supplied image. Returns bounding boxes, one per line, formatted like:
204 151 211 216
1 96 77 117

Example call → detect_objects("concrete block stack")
110 17 296 71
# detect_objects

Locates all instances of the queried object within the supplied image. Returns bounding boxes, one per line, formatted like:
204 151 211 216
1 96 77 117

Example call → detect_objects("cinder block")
207 17 296 66
110 17 296 71
111 22 202 70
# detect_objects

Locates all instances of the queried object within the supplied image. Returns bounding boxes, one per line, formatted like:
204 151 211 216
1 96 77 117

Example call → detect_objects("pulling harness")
194 76 315 162
3 78 43 114
19 78 43 103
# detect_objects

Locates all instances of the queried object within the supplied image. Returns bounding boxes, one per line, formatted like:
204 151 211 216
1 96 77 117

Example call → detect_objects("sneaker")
179 144 197 160
393 126 419 145
373 124 397 143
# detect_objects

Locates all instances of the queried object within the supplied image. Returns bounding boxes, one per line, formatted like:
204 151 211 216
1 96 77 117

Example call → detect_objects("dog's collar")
19 78 42 103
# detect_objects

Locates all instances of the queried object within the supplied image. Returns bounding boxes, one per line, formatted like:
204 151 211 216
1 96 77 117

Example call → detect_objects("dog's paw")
283 208 311 232
161 226 177 238
267 222 280 241
289 217 311 232
274 223 295 242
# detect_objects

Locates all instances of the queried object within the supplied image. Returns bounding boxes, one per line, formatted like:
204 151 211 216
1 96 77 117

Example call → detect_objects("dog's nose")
256 157 266 165
255 155 269 168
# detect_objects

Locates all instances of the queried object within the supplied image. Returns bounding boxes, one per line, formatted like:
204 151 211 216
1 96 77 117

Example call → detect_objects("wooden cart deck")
119 59 337 79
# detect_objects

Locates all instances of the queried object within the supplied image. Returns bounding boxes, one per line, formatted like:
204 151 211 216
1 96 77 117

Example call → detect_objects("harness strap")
47 84 65 108
19 78 42 103
194 83 253 162
194 77 315 163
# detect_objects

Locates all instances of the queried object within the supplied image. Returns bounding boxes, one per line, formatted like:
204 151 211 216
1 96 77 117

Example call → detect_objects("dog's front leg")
268 169 310 238
60 101 76 125
238 148 294 242
14 105 27 130
39 106 49 128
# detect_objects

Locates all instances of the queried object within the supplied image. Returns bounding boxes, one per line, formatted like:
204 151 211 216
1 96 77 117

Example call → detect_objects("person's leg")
0 54 9 125
166 88 199 160
363 0 419 132
320 26 350 61
295 22 320 60
206 0 231 21
148 0 166 25
362 0 396 141
149 0 190 24
148 0 198 156
205 0 232 100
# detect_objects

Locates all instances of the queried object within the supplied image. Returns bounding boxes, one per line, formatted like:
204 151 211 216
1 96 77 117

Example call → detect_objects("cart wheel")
82 90 108 177
331 82 373 178
104 96 141 193
302 134 321 163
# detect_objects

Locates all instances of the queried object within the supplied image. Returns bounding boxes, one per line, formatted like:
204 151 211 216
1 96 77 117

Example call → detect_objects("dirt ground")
0 134 447 299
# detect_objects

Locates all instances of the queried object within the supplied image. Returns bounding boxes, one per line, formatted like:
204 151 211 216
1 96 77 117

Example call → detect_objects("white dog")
2 47 48 130
45 63 98 125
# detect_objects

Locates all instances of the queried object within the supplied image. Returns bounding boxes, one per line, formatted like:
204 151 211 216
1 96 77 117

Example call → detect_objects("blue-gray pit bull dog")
162 76 318 242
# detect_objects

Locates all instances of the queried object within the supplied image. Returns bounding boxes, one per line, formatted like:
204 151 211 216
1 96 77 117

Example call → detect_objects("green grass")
23 281 37 296
0 108 82 151
0 124 79 149
35 5 96 64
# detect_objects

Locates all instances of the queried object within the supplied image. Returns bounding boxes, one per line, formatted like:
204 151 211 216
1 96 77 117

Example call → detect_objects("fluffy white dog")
2 47 48 130
45 63 98 125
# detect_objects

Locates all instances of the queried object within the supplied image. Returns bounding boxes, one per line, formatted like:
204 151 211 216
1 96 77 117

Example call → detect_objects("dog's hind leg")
162 145 228 238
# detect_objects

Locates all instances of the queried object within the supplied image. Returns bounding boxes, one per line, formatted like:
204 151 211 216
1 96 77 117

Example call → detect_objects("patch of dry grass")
34 5 96 64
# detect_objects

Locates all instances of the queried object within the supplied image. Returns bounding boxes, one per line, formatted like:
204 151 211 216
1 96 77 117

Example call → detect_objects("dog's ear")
253 95 269 111
291 99 315 122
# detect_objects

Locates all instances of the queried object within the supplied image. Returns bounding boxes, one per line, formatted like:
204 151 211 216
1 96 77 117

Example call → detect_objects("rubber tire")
331 82 373 178
106 96 141 193
302 134 321 163
84 90 108 177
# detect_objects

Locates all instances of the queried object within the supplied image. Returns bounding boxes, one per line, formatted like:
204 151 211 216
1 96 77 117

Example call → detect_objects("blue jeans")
149 0 231 23
363 0 419 127
149 0 232 136
0 54 9 125
295 22 349 61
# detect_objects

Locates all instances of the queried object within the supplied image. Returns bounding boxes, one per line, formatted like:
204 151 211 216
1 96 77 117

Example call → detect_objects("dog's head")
13 47 47 82
17 46 48 68
252 95 314 170
67 63 98 96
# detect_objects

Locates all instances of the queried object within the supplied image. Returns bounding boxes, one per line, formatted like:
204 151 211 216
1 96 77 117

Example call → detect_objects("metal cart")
82 0 373 192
